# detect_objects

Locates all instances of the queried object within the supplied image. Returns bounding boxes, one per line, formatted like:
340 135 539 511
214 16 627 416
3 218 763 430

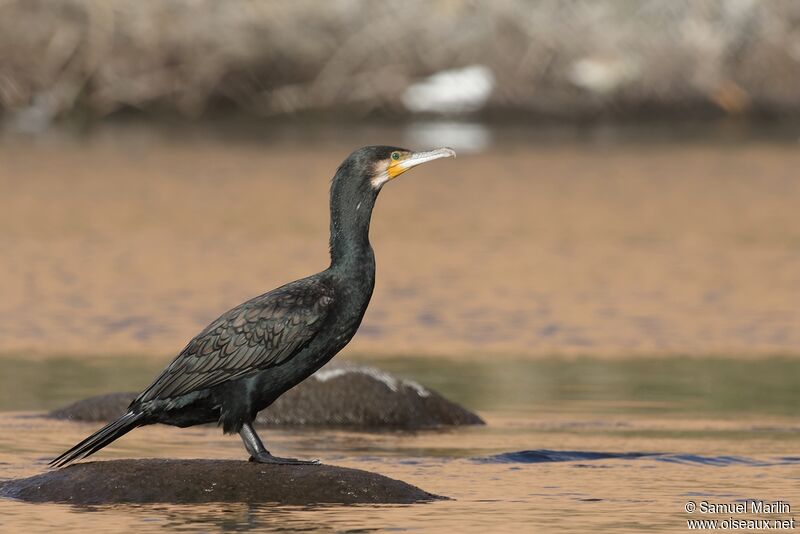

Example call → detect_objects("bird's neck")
328 190 377 277
329 229 375 275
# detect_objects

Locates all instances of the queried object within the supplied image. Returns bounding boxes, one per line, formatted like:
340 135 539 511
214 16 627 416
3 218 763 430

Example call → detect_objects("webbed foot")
248 452 320 465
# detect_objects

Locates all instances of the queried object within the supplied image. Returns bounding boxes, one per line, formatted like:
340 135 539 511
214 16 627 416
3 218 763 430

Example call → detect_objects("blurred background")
2 2 800 531
1 0 798 359
4 0 800 123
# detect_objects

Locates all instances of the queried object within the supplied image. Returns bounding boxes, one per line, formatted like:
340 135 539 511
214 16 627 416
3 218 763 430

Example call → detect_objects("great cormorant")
51 145 455 467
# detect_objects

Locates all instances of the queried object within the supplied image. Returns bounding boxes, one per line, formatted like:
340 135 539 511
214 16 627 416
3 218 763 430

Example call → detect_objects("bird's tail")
50 411 144 468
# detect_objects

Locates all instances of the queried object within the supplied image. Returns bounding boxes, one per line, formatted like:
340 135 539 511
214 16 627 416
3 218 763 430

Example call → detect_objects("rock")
49 392 135 423
256 362 484 428
0 459 443 504
48 361 484 429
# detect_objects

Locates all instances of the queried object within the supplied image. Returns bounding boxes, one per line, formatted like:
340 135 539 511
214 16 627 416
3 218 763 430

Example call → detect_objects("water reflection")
404 121 492 153
2 356 800 418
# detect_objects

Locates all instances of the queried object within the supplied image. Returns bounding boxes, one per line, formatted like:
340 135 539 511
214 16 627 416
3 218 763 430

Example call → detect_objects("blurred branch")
2 0 800 128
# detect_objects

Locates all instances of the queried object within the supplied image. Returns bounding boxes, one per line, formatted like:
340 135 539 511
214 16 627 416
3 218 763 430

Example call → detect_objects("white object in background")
402 65 495 114
568 58 638 95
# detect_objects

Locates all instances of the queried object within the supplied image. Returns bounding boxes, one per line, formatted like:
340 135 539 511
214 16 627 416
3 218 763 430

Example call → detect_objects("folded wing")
135 278 334 403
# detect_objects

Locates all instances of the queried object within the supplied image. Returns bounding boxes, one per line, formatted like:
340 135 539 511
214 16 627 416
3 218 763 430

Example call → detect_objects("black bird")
51 145 455 467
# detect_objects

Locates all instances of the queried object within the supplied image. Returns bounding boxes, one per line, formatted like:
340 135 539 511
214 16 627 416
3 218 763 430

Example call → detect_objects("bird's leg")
239 422 319 465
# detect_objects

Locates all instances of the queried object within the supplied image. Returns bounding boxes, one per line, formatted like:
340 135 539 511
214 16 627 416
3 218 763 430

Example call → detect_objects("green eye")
391 152 400 160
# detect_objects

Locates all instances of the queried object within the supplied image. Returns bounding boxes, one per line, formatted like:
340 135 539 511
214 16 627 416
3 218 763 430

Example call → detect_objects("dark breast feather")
134 278 335 403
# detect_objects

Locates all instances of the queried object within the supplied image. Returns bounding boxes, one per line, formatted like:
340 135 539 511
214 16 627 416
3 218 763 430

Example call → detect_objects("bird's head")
367 146 456 190
333 146 456 196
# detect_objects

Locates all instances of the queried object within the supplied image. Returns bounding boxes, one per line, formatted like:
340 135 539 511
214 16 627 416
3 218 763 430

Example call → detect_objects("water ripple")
477 450 800 467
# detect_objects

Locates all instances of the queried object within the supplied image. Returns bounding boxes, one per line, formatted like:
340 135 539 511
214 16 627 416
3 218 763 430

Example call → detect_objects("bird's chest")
310 263 375 360
327 288 372 347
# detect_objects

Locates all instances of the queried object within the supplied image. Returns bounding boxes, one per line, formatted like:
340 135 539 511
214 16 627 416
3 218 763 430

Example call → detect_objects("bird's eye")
391 152 400 161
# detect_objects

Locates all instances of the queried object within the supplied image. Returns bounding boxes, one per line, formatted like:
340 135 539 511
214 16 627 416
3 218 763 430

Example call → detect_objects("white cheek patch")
370 160 391 189
370 171 390 189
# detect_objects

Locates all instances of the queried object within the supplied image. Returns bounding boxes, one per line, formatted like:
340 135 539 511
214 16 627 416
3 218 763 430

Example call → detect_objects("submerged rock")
49 392 135 423
48 361 484 429
0 459 443 504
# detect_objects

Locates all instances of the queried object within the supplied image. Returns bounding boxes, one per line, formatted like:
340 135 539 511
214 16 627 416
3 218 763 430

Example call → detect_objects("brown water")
0 122 799 531
1 355 799 532
1 122 799 358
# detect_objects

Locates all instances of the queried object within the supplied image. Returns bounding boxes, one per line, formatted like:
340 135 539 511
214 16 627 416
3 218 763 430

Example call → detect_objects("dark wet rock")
48 361 484 429
0 459 443 504
256 362 484 428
